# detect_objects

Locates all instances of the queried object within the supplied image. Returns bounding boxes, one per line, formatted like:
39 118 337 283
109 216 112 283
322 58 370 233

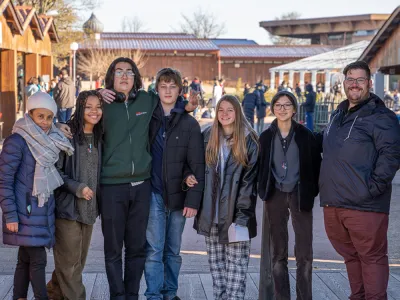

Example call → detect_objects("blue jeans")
305 111 314 131
57 108 72 123
144 193 186 300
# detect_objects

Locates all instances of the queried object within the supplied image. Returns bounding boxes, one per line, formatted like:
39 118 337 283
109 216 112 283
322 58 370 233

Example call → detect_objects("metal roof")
80 38 219 51
219 45 335 58
211 39 257 45
99 32 196 39
269 41 369 71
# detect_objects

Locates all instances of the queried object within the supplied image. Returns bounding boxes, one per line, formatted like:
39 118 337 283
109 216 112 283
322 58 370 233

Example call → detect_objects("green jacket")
101 90 158 184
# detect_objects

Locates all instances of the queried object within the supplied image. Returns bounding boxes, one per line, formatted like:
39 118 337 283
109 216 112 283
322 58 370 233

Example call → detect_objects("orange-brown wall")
139 54 218 81
1 14 54 137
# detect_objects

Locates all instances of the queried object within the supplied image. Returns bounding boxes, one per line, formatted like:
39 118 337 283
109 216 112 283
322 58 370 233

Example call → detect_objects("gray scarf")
12 114 74 207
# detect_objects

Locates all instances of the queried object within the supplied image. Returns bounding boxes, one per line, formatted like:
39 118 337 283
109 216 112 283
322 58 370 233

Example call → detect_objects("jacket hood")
61 77 74 85
170 96 186 115
337 93 384 115
305 84 314 92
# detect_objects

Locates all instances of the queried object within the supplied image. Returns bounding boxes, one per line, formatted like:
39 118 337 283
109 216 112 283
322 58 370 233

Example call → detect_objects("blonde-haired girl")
188 94 259 299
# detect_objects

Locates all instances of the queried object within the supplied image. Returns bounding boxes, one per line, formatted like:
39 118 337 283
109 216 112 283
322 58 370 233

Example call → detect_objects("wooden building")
260 14 389 46
79 28 335 87
0 0 58 137
359 6 400 97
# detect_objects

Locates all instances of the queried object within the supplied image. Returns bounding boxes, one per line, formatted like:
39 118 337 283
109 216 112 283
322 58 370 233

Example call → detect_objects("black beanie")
271 91 298 114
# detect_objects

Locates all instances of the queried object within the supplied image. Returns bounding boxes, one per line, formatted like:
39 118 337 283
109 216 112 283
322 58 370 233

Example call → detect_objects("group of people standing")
0 59 399 300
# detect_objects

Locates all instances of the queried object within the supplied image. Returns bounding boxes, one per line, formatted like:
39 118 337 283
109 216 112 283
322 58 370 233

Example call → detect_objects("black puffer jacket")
149 99 205 210
258 120 321 212
194 127 259 244
319 93 400 213
54 136 102 221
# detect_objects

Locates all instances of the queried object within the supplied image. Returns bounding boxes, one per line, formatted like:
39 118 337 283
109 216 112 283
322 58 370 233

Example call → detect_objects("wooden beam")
0 49 17 137
0 0 10 14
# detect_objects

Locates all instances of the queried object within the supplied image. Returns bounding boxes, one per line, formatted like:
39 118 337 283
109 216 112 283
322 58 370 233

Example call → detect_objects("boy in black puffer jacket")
145 68 205 300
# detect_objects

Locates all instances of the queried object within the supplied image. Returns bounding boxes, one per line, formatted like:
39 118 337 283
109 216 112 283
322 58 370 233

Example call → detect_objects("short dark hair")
343 61 371 80
104 57 143 91
155 68 183 93
61 68 68 76
271 91 298 115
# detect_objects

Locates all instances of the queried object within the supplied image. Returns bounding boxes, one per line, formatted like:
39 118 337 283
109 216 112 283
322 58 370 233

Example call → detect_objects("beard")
346 84 370 103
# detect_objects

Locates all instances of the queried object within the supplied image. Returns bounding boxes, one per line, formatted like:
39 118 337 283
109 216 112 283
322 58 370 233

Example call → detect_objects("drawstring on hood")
325 113 338 137
344 115 358 141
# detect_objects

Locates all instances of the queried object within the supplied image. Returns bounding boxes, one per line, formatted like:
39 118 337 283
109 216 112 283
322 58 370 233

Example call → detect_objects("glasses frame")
344 77 368 86
273 103 293 111
115 70 135 78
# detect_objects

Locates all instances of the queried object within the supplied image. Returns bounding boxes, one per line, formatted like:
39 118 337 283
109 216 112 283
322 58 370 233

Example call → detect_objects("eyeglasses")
115 70 135 78
274 103 293 110
345 77 368 85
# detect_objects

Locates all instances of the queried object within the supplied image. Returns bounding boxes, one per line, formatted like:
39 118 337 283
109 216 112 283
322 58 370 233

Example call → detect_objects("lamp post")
70 42 79 87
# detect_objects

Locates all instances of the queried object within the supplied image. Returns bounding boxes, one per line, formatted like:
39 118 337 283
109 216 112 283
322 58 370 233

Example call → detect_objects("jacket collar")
336 93 384 118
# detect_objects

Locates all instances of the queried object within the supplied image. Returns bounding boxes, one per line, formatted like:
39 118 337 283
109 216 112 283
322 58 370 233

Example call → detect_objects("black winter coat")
149 99 205 210
54 136 102 221
255 90 268 119
302 84 316 112
0 134 55 248
258 120 321 211
194 127 259 244
319 93 400 213
242 92 257 126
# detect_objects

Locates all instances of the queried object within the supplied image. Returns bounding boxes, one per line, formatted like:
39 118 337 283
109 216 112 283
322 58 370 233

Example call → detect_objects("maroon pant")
324 207 389 300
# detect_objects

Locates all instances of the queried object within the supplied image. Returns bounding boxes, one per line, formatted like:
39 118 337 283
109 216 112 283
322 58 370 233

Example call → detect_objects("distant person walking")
53 68 76 123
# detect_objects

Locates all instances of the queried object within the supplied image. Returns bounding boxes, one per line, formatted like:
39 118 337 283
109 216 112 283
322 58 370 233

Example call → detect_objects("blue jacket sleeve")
0 136 22 224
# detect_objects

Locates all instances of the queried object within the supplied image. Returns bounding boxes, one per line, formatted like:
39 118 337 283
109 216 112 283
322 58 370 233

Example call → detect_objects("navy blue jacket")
255 90 268 119
302 84 316 112
242 92 257 125
319 94 400 213
0 134 55 248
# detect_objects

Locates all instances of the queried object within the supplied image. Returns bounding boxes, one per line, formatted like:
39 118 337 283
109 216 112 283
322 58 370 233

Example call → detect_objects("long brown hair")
206 95 258 167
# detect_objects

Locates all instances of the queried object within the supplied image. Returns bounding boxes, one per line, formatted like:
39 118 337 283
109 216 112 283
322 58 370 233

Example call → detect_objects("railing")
295 93 345 132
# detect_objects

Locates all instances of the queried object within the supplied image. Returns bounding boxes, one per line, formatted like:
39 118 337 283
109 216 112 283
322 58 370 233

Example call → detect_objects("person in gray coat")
54 68 76 123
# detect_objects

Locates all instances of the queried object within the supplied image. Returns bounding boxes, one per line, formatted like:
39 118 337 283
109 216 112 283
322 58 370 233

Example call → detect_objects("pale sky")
80 0 399 45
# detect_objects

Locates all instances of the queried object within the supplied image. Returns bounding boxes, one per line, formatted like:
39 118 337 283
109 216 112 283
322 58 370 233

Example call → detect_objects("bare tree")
77 48 148 88
270 12 310 45
121 16 146 32
178 8 226 38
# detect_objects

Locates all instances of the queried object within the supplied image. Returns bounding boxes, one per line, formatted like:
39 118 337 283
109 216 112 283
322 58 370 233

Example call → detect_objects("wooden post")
41 55 53 79
0 49 17 137
218 53 221 80
25 53 40 80
25 53 40 113
259 202 275 300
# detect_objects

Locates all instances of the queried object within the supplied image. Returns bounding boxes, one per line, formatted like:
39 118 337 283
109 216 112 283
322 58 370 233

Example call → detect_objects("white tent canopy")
270 41 370 72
